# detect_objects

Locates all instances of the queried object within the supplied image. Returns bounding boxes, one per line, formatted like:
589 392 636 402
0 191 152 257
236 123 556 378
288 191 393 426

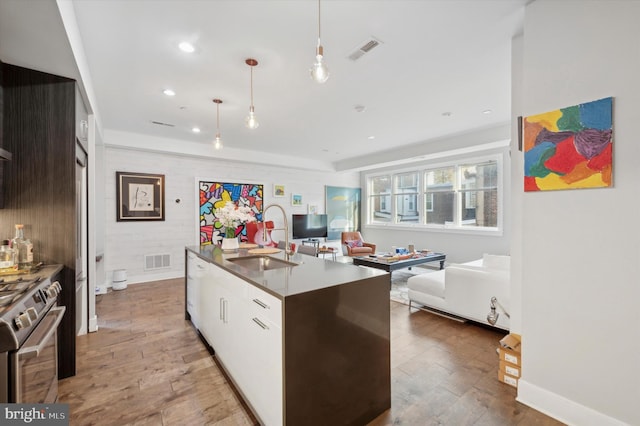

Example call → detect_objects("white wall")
516 2 640 425
102 133 359 285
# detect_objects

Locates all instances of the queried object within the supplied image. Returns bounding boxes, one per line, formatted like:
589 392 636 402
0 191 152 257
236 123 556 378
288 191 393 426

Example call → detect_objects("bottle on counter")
11 224 33 269
0 239 16 272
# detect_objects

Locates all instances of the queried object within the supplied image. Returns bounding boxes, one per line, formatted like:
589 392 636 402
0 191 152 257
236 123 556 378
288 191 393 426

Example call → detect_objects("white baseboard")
88 315 99 332
107 270 183 288
517 379 629 426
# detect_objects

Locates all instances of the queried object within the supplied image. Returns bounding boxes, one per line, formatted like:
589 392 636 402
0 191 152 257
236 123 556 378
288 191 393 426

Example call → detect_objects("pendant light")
310 0 329 83
213 98 223 150
245 58 259 129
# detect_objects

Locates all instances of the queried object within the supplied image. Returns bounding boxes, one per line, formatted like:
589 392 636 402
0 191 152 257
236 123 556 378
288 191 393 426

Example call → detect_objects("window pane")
424 191 454 225
395 172 418 194
425 167 454 190
394 195 419 222
371 175 391 195
370 195 391 222
460 189 497 227
461 161 497 190
393 172 419 222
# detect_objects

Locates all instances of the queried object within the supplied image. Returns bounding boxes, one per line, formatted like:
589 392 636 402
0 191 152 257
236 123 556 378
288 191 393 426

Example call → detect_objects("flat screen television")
292 214 328 239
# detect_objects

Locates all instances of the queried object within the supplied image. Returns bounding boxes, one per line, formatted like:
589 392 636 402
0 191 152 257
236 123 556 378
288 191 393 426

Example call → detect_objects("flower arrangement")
213 201 256 239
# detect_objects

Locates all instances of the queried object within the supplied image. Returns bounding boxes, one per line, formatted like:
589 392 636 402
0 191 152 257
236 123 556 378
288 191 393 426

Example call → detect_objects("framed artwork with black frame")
116 171 165 221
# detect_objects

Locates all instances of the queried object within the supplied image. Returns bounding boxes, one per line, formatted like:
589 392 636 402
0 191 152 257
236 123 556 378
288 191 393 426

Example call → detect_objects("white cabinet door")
202 263 284 425
186 254 207 329
237 297 283 426
204 265 242 374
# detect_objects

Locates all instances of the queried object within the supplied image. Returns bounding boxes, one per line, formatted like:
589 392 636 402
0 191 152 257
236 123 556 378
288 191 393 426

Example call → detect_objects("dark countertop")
186 245 388 299
0 264 63 283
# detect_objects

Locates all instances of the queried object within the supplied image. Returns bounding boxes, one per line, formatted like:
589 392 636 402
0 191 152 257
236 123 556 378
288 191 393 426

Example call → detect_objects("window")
424 167 455 225
366 156 500 231
394 172 419 223
369 175 392 223
459 162 498 227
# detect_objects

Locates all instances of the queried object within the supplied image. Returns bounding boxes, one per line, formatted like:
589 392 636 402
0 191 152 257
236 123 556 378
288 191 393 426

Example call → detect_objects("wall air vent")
347 37 383 61
151 120 175 127
144 253 171 270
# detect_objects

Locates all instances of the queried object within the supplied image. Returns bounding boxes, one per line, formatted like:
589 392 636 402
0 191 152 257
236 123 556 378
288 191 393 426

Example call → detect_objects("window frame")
365 153 503 235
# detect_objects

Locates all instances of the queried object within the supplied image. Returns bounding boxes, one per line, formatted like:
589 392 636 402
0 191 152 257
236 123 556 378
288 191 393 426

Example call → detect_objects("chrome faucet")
263 203 292 255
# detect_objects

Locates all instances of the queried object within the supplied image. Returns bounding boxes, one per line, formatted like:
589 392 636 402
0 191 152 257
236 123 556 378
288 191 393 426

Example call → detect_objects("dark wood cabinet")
0 61 77 379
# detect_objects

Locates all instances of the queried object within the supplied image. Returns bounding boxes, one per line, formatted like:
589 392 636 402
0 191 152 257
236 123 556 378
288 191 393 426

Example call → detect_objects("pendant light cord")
250 66 254 108
317 0 322 45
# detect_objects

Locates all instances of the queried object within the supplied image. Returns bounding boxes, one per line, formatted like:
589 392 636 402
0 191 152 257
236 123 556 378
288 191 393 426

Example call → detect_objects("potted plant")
213 201 256 252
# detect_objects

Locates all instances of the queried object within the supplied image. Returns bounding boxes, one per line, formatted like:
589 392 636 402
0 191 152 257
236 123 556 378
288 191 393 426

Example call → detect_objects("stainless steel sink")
227 255 297 271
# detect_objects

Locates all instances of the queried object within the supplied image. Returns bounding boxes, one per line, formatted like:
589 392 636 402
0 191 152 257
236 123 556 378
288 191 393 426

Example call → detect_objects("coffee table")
352 252 446 282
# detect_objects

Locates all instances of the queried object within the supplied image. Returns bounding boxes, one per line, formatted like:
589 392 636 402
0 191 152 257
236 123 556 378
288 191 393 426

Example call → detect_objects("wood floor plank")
59 277 564 425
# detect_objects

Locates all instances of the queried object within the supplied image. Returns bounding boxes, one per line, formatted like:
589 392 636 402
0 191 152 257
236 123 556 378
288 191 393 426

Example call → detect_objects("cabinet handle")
222 299 228 323
219 298 224 321
252 317 269 330
252 298 269 309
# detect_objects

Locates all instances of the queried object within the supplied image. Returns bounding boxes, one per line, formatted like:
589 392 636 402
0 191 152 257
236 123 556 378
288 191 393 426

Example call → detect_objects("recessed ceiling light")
178 42 195 53
367 136 375 140
354 105 366 113
192 127 201 133
163 89 176 97
442 111 452 117
483 109 493 115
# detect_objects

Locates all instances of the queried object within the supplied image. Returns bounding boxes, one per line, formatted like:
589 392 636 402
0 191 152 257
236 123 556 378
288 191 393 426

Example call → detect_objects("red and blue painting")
523 97 613 192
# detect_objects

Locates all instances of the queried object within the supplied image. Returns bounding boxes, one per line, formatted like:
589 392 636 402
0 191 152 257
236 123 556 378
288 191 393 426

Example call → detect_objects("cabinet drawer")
246 285 282 328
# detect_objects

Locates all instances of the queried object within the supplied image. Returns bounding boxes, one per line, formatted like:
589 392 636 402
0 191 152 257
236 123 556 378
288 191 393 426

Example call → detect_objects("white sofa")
407 254 511 330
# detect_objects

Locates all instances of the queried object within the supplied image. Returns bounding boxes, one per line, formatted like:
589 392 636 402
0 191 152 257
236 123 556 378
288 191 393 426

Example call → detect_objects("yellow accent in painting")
526 110 562 132
536 172 606 190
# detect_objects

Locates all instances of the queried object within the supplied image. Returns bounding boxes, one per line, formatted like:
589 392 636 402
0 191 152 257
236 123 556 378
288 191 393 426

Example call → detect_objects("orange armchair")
341 231 376 257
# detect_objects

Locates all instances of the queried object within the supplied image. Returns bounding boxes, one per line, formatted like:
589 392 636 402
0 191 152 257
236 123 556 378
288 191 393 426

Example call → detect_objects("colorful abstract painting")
523 97 613 192
199 181 263 245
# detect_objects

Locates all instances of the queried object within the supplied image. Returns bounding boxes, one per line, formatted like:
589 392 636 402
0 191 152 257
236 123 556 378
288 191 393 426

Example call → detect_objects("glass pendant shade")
310 48 329 84
213 98 223 149
245 58 259 129
245 106 259 129
310 0 329 84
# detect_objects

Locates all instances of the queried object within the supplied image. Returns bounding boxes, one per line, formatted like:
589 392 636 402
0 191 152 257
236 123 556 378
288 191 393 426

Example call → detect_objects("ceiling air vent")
151 120 175 127
347 37 383 61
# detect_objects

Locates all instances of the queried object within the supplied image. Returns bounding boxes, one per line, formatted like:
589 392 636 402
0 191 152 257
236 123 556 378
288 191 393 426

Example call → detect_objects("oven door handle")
17 306 66 360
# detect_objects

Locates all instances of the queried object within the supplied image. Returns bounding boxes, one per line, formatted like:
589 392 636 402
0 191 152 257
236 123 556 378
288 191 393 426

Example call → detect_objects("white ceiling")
1 0 526 170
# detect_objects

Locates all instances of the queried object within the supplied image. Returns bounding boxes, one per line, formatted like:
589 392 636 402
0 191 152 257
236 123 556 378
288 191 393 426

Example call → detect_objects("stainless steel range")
0 267 64 403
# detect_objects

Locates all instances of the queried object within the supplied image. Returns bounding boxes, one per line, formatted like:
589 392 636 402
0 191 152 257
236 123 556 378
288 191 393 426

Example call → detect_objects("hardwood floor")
59 278 564 425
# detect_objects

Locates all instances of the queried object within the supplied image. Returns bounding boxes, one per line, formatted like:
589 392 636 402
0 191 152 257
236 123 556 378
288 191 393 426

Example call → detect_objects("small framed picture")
116 171 165 221
308 204 318 214
274 184 285 197
291 193 303 206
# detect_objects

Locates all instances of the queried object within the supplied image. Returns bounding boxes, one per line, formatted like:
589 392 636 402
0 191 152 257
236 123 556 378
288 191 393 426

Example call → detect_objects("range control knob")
14 312 32 330
45 287 57 299
25 307 38 321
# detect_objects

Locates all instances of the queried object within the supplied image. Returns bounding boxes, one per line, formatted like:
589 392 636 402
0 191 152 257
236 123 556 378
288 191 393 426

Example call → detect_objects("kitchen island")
185 245 390 426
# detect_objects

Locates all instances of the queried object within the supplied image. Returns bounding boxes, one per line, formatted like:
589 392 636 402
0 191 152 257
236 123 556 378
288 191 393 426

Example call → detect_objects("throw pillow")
345 239 364 248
